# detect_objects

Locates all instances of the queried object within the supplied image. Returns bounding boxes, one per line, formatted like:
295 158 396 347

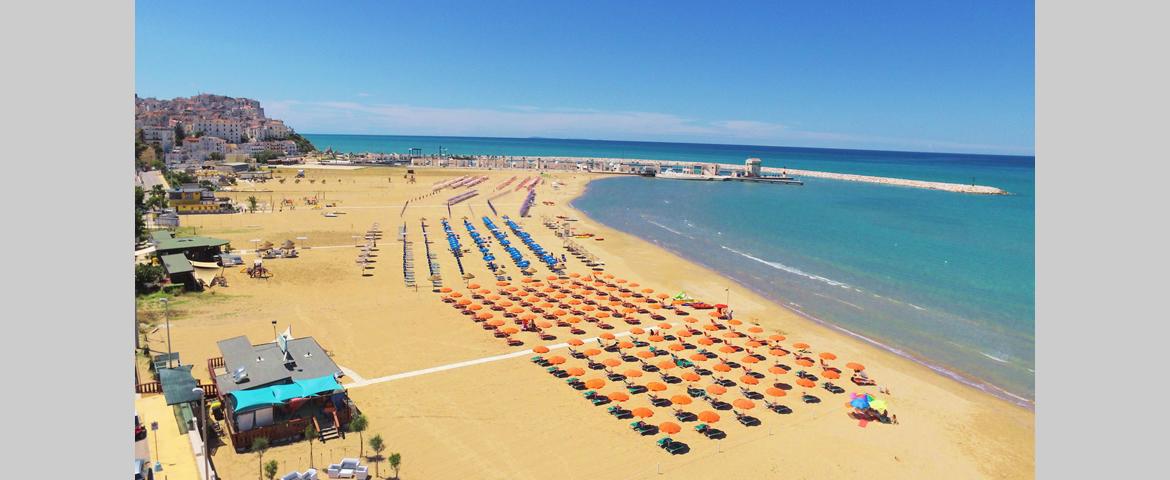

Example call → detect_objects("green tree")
253 150 283 163
304 423 318 468
135 263 165 294
246 196 259 213
209 152 225 161
174 124 186 143
135 186 147 241
147 184 168 210
349 413 368 458
240 133 250 143
263 459 279 480
288 132 317 153
388 452 402 480
251 438 270 480
368 434 385 477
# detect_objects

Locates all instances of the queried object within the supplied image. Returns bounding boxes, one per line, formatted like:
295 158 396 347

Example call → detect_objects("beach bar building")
150 231 229 289
207 334 354 451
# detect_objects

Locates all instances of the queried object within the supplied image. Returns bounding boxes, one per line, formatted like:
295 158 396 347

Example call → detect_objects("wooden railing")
136 381 162 394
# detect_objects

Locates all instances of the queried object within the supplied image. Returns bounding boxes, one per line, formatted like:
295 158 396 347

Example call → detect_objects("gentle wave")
720 245 852 289
980 352 1010 364
646 219 695 240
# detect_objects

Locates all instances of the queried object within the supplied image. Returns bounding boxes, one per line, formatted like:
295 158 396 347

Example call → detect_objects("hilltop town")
135 93 315 170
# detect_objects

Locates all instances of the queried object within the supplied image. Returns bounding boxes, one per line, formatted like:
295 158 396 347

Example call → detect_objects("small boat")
324 212 338 218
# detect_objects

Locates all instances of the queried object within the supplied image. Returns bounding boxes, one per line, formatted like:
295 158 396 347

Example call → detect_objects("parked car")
134 413 147 441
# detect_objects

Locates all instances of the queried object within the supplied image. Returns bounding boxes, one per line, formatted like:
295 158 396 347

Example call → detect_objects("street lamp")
160 298 172 368
192 387 209 480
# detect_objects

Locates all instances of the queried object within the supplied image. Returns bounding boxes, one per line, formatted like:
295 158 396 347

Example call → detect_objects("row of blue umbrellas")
483 217 532 269
440 219 466 275
502 216 559 269
463 219 498 271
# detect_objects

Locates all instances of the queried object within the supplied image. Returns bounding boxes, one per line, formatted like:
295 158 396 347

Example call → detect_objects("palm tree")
388 452 402 480
251 437 270 480
349 413 368 458
247 196 259 213
304 423 318 467
263 459 279 480
368 434 385 478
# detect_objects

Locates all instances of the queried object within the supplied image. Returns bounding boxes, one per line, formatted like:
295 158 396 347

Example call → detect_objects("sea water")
306 134 1035 403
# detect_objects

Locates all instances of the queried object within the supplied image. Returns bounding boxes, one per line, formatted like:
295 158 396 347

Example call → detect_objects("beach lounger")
657 436 688 454
631 421 658 435
765 401 792 414
822 382 845 394
735 411 759 426
801 393 821 404
851 376 877 386
506 338 524 346
687 387 705 398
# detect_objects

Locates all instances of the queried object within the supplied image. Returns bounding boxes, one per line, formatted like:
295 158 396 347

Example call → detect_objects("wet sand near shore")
143 166 1032 480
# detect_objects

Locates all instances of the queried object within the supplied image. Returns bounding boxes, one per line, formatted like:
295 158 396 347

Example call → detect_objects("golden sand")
137 166 1033 479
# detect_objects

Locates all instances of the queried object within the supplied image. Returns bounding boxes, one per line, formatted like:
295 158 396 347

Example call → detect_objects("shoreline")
561 172 1032 408
165 166 1033 479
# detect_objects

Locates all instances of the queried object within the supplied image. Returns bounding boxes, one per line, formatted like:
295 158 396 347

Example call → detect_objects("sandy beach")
136 166 1033 480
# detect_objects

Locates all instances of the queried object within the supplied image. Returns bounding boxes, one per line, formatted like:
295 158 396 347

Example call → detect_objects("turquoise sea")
306 134 1035 404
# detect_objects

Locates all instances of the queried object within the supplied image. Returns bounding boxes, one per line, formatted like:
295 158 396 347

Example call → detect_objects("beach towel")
857 419 869 428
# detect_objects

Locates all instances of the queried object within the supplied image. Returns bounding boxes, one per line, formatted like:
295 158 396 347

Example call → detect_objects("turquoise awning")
228 374 343 413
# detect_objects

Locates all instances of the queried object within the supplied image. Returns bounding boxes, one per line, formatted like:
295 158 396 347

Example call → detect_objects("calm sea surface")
306 134 1035 403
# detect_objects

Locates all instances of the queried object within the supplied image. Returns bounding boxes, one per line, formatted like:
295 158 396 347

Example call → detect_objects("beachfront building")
167 183 235 214
206 334 354 451
150 230 229 289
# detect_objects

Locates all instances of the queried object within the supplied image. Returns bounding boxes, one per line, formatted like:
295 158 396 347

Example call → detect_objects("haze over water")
307 133 1036 402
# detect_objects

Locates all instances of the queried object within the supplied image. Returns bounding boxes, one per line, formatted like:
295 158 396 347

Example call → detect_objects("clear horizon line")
300 131 1036 158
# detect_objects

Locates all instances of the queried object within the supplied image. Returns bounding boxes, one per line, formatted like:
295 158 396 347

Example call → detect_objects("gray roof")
214 335 340 394
159 365 201 406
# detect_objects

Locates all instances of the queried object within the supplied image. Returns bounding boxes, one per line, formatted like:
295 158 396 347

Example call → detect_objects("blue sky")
136 1 1034 155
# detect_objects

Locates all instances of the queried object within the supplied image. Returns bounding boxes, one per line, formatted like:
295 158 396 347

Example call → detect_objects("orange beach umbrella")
659 422 681 434
608 391 630 402
533 346 550 354
631 407 654 418
732 399 756 410
698 411 721 423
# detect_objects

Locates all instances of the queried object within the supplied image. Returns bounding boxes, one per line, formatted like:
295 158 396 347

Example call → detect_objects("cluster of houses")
136 94 304 169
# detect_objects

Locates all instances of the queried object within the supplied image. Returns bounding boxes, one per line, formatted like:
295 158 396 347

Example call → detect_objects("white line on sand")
342 323 679 389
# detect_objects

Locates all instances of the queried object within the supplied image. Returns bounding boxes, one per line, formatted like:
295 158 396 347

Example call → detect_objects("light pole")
271 320 278 341
192 387 209 480
160 298 172 368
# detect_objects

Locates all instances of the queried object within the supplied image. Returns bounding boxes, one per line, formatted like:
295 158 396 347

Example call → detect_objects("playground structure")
245 259 271 279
